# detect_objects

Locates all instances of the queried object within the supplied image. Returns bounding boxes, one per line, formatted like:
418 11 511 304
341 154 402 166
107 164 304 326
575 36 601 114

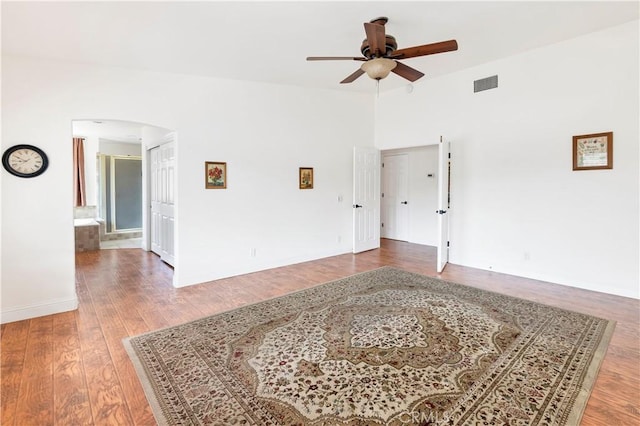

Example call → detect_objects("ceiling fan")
307 17 458 84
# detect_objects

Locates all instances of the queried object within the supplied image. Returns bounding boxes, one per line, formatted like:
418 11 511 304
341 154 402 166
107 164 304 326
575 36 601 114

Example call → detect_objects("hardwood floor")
2 240 638 425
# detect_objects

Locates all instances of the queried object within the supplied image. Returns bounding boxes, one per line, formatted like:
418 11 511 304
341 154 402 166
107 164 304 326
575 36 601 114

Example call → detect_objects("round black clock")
2 144 49 178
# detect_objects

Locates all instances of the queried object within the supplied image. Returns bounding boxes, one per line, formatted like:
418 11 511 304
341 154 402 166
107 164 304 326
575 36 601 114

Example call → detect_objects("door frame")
378 140 450 271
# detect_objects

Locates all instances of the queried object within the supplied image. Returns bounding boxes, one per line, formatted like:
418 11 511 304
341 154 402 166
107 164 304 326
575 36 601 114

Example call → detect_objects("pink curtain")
73 137 86 207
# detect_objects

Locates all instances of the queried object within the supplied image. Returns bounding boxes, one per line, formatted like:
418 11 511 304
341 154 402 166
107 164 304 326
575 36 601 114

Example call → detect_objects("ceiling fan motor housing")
361 35 397 58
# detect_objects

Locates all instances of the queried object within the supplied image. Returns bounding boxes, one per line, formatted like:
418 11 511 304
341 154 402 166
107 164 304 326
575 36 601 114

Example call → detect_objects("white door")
436 137 450 273
381 154 409 241
149 141 175 266
150 147 161 255
353 146 381 253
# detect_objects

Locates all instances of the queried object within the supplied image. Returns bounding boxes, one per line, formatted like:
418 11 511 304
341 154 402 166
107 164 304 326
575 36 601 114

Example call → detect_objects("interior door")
436 137 450 273
381 154 409 241
150 147 161 255
353 146 381 253
149 141 175 266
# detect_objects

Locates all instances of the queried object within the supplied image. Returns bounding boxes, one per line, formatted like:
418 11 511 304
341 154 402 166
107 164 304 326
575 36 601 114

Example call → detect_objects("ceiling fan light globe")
361 58 397 80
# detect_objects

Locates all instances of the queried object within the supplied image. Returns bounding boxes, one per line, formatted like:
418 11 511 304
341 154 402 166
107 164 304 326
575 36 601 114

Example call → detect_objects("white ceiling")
2 1 638 94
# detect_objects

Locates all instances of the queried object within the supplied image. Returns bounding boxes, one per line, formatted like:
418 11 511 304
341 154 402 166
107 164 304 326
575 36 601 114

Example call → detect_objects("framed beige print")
205 161 227 189
573 132 613 171
299 167 313 189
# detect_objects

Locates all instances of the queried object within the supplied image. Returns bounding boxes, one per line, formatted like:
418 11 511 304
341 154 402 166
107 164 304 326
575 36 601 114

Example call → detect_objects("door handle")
436 209 447 214
401 201 408 205
353 204 363 208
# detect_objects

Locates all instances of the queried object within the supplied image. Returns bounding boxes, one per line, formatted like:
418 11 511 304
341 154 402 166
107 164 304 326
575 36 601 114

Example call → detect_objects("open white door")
436 137 450 273
353 146 380 253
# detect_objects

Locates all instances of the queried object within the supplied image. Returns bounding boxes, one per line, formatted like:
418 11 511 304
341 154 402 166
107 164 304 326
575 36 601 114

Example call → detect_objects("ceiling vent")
474 75 498 93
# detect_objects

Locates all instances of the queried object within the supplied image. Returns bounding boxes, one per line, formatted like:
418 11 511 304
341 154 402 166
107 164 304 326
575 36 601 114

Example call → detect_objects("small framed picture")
205 161 227 189
573 132 613 171
299 167 313 189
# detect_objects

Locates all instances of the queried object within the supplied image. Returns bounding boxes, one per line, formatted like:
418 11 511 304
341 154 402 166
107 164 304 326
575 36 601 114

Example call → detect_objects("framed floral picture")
573 132 613 171
299 167 313 189
205 161 227 189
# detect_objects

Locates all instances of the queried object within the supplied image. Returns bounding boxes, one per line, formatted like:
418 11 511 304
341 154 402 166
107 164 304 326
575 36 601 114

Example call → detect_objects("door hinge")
382 163 384 168
381 223 384 228
381 192 384 198
447 241 450 247
448 153 451 159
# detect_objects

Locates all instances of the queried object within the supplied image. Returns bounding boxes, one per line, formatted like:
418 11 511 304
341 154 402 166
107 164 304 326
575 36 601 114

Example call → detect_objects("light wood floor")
2 240 639 425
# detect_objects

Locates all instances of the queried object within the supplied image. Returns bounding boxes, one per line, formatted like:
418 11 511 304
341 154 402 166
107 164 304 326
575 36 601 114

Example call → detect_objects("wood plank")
1 320 31 425
52 311 92 425
76 270 134 425
14 316 54 426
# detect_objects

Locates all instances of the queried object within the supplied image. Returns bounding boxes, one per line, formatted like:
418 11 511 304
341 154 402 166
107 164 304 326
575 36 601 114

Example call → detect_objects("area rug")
124 267 615 425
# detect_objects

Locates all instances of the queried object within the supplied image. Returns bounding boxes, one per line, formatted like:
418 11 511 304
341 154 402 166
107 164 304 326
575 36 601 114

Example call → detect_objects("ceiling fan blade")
391 61 425 82
390 39 458 59
307 56 367 61
364 22 386 57
340 68 365 84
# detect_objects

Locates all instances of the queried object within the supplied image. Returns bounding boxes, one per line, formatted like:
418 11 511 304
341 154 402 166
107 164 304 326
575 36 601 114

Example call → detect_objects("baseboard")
0 297 78 324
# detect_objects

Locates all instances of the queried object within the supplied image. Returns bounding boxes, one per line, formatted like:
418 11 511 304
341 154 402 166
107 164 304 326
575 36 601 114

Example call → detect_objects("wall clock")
2 144 49 178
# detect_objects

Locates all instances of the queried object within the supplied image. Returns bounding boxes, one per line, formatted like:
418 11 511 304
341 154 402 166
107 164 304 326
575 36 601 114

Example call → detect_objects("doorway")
380 145 439 246
381 153 409 241
100 155 143 233
72 119 174 253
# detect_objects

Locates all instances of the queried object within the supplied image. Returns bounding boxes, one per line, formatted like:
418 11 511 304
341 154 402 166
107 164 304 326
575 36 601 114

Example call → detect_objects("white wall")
99 139 142 156
376 20 640 299
1 56 373 322
382 146 439 245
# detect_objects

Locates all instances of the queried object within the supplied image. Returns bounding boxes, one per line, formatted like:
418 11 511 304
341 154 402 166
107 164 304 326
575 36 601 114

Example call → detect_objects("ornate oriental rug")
124 267 615 425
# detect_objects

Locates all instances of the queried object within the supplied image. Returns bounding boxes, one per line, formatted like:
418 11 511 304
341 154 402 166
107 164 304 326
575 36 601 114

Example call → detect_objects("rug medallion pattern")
125 267 615 425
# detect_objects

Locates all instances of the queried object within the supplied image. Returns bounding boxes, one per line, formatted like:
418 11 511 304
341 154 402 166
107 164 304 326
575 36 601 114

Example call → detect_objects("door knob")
401 201 408 205
353 204 363 208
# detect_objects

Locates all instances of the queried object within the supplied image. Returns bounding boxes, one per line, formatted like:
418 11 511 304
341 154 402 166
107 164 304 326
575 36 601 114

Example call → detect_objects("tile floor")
100 238 142 249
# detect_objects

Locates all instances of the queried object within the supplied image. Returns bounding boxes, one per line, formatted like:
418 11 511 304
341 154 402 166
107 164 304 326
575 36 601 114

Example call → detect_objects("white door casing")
353 146 381 253
436 137 450 273
381 154 409 241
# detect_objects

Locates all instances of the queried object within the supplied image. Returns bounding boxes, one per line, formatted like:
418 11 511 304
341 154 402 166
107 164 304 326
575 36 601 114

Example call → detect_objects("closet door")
149 141 175 266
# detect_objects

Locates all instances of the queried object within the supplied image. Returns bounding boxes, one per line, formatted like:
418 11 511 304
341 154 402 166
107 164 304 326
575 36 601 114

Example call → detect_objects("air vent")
474 75 498 93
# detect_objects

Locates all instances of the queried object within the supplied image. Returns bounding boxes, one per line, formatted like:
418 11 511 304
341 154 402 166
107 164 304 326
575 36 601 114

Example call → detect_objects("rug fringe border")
565 319 617 425
123 337 170 426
